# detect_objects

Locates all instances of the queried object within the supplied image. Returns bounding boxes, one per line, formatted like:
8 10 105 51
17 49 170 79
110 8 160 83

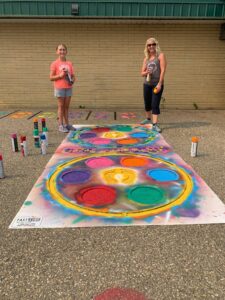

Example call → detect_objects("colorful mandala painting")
10 124 225 228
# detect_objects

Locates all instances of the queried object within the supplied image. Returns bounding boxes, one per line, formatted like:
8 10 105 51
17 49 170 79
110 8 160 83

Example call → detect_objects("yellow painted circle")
102 131 126 139
101 167 137 185
46 152 193 219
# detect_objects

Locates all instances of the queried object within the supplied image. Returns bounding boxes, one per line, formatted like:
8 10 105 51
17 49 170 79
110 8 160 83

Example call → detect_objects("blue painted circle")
147 168 179 182
130 132 149 138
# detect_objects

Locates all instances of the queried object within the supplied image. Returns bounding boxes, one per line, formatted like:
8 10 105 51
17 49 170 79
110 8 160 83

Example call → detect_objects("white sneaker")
64 124 75 131
152 124 162 133
140 119 152 125
58 125 69 133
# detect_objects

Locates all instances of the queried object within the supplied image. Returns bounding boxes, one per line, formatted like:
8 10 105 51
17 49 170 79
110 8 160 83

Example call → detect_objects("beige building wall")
0 20 225 109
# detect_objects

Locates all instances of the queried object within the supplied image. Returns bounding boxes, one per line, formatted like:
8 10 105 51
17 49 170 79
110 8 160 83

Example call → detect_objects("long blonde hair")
144 37 161 60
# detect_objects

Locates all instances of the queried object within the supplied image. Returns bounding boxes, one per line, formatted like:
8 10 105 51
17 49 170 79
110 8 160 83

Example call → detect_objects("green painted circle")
113 125 133 132
127 185 165 206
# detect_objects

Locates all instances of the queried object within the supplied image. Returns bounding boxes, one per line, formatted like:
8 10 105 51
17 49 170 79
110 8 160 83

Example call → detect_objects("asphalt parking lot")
0 109 225 300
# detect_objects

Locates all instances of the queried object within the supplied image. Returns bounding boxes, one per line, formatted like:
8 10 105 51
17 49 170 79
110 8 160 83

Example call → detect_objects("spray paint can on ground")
11 133 19 152
42 127 48 146
41 118 46 131
33 129 40 148
0 154 5 178
40 134 47 155
191 137 199 157
33 118 39 130
20 136 28 157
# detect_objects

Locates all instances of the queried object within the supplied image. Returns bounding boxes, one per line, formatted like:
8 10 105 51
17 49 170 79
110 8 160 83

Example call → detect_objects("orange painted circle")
120 156 149 167
117 138 139 145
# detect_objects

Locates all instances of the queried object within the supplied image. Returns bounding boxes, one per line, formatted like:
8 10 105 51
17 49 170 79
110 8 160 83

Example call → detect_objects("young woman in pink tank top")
50 44 76 133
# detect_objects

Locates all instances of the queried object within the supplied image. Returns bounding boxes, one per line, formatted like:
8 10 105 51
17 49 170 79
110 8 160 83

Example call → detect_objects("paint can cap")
0 154 2 160
20 135 26 142
41 118 46 121
191 136 199 143
33 118 38 122
11 133 17 138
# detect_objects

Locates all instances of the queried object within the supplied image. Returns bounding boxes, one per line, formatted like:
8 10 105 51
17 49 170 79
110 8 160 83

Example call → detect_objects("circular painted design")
69 125 157 148
92 127 110 133
117 138 140 145
147 168 179 182
120 156 149 167
61 170 91 184
85 157 115 169
127 185 165 206
89 138 111 145
130 132 149 138
102 131 126 139
94 287 147 300
80 132 97 139
101 167 137 185
46 152 193 219
112 125 133 132
76 185 117 207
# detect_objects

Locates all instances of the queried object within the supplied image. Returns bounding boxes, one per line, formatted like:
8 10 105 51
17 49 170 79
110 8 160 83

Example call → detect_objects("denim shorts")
54 88 73 98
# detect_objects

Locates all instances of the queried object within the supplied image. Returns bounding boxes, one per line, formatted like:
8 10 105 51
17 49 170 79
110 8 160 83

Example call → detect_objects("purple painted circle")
61 170 91 184
80 132 97 139
175 208 200 218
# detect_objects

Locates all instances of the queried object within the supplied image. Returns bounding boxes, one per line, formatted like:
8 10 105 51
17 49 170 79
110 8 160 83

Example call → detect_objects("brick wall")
0 21 224 109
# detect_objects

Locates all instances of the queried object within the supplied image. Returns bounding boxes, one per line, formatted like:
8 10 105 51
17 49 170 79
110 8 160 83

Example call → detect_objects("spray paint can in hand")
11 133 19 152
191 137 199 157
40 134 47 155
33 129 40 148
0 154 5 179
42 127 48 146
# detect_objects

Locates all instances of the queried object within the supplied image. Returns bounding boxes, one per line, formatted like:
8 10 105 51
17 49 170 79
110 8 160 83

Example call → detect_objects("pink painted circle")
94 287 148 300
85 157 115 168
88 137 111 145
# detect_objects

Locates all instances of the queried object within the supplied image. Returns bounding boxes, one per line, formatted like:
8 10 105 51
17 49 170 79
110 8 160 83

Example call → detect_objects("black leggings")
143 84 164 115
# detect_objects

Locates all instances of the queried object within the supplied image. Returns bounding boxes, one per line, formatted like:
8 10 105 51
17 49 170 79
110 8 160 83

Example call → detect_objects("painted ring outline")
69 127 157 147
46 152 193 218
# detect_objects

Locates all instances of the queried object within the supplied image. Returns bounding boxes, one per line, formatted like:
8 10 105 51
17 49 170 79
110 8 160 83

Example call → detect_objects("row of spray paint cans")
33 118 48 155
10 118 48 156
0 118 48 179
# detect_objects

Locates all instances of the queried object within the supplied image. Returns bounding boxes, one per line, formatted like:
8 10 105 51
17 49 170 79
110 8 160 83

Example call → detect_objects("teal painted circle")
127 185 165 206
130 132 149 138
112 125 133 132
147 168 179 182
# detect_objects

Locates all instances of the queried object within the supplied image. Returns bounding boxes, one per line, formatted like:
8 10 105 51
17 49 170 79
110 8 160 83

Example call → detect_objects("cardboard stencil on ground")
0 111 10 117
10 124 225 228
88 111 114 121
36 112 57 119
69 110 89 120
118 111 142 121
8 111 34 119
